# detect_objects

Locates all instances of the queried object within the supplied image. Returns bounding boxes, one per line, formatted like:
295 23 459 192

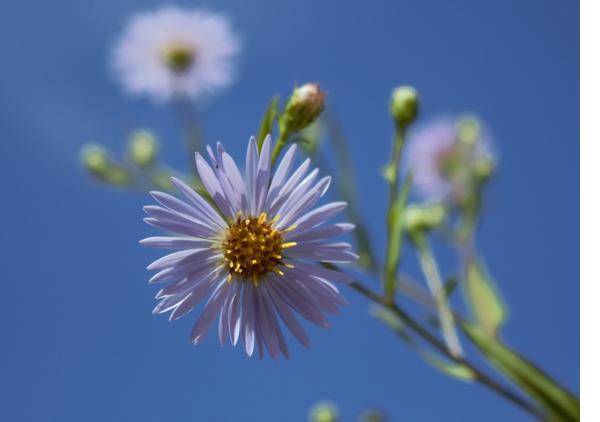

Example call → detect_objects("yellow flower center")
222 213 296 286
162 43 196 74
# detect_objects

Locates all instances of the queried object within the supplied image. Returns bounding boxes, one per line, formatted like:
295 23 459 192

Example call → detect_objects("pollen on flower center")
222 212 296 286
162 44 197 73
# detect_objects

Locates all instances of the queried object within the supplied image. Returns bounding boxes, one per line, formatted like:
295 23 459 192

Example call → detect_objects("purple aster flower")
404 116 495 204
140 136 357 358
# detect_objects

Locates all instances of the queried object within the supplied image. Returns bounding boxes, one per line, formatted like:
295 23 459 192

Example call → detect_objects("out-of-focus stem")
323 112 377 272
173 96 203 174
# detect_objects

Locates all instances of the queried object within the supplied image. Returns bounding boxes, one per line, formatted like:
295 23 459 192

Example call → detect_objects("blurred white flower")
112 6 240 103
404 116 495 204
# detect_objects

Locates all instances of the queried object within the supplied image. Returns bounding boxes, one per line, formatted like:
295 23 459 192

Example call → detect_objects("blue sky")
0 0 578 420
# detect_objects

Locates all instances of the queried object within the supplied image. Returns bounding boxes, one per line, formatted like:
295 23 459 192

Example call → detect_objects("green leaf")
464 258 506 337
421 352 476 381
371 306 475 382
257 96 280 151
463 323 580 421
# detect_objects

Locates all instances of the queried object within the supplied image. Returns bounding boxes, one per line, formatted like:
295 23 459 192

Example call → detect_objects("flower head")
404 116 495 204
112 6 240 102
141 136 356 358
390 86 419 128
280 83 326 133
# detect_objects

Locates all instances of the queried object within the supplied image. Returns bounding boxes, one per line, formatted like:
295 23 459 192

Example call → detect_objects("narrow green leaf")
463 323 580 421
257 96 280 151
421 352 476 381
464 258 506 337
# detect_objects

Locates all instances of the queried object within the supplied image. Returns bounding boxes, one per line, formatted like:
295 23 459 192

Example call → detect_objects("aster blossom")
112 6 240 102
141 136 357 358
404 116 495 204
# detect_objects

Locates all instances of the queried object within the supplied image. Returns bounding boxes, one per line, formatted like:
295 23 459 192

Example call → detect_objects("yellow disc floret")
222 212 296 286
161 43 197 74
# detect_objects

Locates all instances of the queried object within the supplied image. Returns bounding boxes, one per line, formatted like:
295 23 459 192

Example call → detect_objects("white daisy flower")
112 6 240 102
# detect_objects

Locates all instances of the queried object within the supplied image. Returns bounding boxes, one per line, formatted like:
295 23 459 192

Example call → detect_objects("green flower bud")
390 86 419 127
80 144 130 186
280 83 326 134
473 156 495 181
308 401 339 422
405 203 446 241
80 144 109 176
456 115 481 148
128 130 159 168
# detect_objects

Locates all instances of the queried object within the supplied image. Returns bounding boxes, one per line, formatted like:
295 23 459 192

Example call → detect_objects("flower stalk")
348 280 546 420
383 86 419 301
382 124 410 301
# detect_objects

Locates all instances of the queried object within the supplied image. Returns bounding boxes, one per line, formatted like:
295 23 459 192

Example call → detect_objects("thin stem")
271 128 290 165
348 281 546 420
383 125 406 300
173 96 203 174
323 112 378 271
415 238 464 358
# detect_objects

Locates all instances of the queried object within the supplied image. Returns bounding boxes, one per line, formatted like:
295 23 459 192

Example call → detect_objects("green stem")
348 281 546 420
271 127 291 165
415 237 464 358
383 125 406 301
174 96 203 174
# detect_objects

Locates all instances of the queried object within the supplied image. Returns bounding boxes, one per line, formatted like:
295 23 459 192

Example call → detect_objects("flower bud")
456 115 481 148
405 203 446 241
390 86 419 127
128 129 159 168
280 83 326 134
308 401 339 422
80 144 130 186
81 144 110 176
473 156 495 181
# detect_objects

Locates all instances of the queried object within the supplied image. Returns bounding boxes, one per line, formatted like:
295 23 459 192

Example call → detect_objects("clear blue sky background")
0 0 578 421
